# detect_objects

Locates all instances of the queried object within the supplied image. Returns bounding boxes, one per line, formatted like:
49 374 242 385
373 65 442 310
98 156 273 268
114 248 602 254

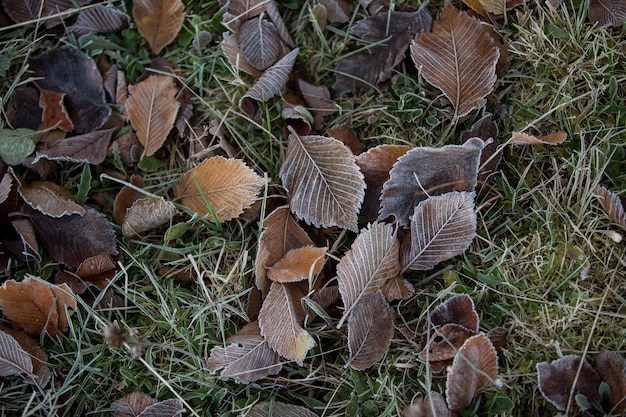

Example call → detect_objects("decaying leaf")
460 113 501 181
207 321 282 383
267 246 327 283
2 0 88 27
133 0 185 54
0 325 50 388
280 130 365 231
122 197 176 237
595 350 626 414
588 0 626 27
33 128 115 165
334 9 432 93
403 392 451 417
175 156 265 222
537 355 602 412
445 334 498 411
0 128 39 166
418 323 475 363
381 276 414 302
429 294 480 332
347 291 393 370
69 5 130 37
258 281 316 365
248 402 319 417
594 185 626 231
126 75 180 159
410 5 499 120
19 181 86 218
0 278 76 338
336 222 400 328
112 391 183 417
511 131 567 145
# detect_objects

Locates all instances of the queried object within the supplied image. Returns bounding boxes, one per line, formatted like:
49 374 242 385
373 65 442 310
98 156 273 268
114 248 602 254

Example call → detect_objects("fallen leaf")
486 327 508 354
222 32 263 78
511 131 567 145
463 0 525 16
5 87 42 131
410 5 499 120
69 5 130 37
238 17 286 71
133 0 185 54
268 246 327 283
75 253 117 290
594 185 626 230
0 325 50 388
446 333 498 411
595 350 626 414
0 128 39 166
460 113 501 181
319 0 349 23
537 355 602 412
280 129 365 232
418 323 475 362
226 0 269 20
334 9 432 93
122 197 176 237
403 392 451 417
281 94 312 136
258 281 316 365
206 321 282 383
429 294 480 333
11 219 41 263
112 391 184 417
380 139 483 227
38 90 73 131
0 278 76 338
126 75 180 159
175 156 265 222
381 276 414 302
327 123 364 155
347 291 393 370
32 128 115 165
588 0 626 27
19 181 86 218
0 328 33 380
298 79 337 130
113 175 147 225
337 222 400 328
248 402 318 417
2 0 88 26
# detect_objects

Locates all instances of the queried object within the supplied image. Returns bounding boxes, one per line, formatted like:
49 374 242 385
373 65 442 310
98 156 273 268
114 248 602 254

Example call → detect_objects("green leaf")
164 222 189 242
0 55 10 78
0 128 39 165
76 164 92 205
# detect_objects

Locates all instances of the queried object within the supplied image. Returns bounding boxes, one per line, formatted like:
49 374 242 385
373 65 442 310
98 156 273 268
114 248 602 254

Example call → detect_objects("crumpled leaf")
0 278 76 338
122 197 177 237
280 130 365 232
0 328 33 379
248 402 319 417
511 131 567 145
112 391 184 417
258 281 316 365
347 291 393 370
0 128 39 166
537 355 602 412
595 350 626 414
133 0 185 54
19 181 86 218
174 156 265 222
206 321 282 383
588 0 626 27
33 128 115 165
0 325 50 388
267 246 327 283
380 139 483 227
334 8 432 94
69 5 130 37
403 392 451 417
410 5 499 120
238 17 285 71
126 75 180 159
337 222 400 328
594 185 626 231
401 192 477 272
446 333 498 411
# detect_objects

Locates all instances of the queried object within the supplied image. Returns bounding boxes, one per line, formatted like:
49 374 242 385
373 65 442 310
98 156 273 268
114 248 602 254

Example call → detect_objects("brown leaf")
403 392 451 417
69 5 130 37
588 0 626 27
113 175 147 225
39 90 73 131
463 0 525 16
112 392 156 417
418 323 475 363
19 181 86 218
0 327 33 380
6 86 42 131
248 402 319 417
281 94 312 136
238 17 285 71
255 206 315 296
327 123 364 155
410 5 499 120
537 355 602 412
258 281 316 365
381 276 414 302
122 197 176 237
206 321 282 383
298 79 337 130
319 0 350 23
267 246 327 283
0 325 50 388
347 291 393 370
33 128 115 165
29 48 110 134
2 0 88 27
133 0 185 54
446 333 498 411
239 48 299 122
379 139 483 227
11 219 41 263
511 130 567 145
108 130 142 166
75 253 117 290
460 114 501 181
486 326 508 354
222 32 263 78
0 278 76 338
594 185 626 230
337 222 400 328
429 294 480 333
595 350 626 414
280 130 365 232
334 9 432 93
126 75 180 159
174 156 265 222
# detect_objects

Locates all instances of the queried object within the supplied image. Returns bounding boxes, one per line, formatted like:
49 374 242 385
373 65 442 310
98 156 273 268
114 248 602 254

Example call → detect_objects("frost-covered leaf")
112 392 156 416
69 5 130 37
133 0 185 54
588 0 626 27
33 128 115 165
460 113 501 181
122 197 177 237
248 402 318 417
0 325 50 388
429 294 480 332
511 131 567 145
268 246 326 283
381 276 414 302
238 17 285 71
418 323 475 363
595 350 626 414
19 181 86 217
410 5 499 120
222 32 263 77
401 192 477 272
0 329 33 379
319 0 349 23
298 79 337 130
0 128 39 166
594 185 626 231
403 392 451 417
280 130 365 232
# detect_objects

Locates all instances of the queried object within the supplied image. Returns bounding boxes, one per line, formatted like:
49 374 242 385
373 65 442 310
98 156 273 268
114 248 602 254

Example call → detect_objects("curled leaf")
0 325 50 388
418 323 475 363
0 328 33 379
511 131 567 145
122 197 176 237
429 294 480 332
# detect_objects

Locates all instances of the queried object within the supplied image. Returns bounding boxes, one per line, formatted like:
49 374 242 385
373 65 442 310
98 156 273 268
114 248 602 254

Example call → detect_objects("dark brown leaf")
69 5 130 37
429 294 480 332
2 0 88 26
0 325 50 388
133 0 185 54
319 0 349 23
222 32 263 78
6 86 42 131
298 79 337 130
460 114 501 182
588 0 626 27
381 276 414 302
0 167 20 225
418 323 475 363
33 128 114 165
19 181 86 218
595 350 626 414
486 327 508 354
112 392 156 417
327 123 364 155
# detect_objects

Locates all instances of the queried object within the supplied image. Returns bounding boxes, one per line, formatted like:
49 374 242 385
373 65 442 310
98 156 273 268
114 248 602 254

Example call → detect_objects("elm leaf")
0 329 33 379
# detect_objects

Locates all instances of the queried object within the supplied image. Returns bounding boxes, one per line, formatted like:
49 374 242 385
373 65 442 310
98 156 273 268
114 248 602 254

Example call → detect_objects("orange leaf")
133 0 185 54
39 90 73 131
267 246 326 283
511 130 567 145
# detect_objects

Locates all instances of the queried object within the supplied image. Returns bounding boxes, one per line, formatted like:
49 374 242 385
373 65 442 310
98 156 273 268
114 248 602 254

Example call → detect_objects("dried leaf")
298 79 337 130
29 48 111 133
486 327 508 354
0 278 76 338
381 276 414 302
595 350 626 414
334 9 432 93
0 325 50 388
126 75 180 159
418 323 475 362
537 355 602 412
239 48 299 122
258 281 316 365
133 0 185 54
280 130 365 231
122 197 176 237
463 0 525 16
11 219 41 263
69 5 130 37
327 124 364 155
268 246 327 283
19 181 86 217
222 32 263 78
112 392 156 417
403 392 451 417
281 94 312 136
113 175 147 225
175 156 265 222
511 131 567 145
33 128 115 165
337 222 400 328
410 5 499 120
319 0 350 23
207 321 282 383
594 185 626 230
3 0 88 26
75 253 117 290
347 291 393 370
6 87 42 131
446 333 498 411
0 328 33 379
248 402 318 417
39 90 73 131
460 114 501 181
429 294 480 333
588 0 626 27
0 128 39 166
137 399 183 417
0 168 20 223
238 17 285 71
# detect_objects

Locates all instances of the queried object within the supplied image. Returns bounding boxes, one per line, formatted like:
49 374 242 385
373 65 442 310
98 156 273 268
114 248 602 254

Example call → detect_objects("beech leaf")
379 139 483 227
222 32 263 78
122 197 177 237
0 128 39 166
336 222 400 328
298 79 337 130
267 246 327 283
133 0 185 54
69 5 130 37
0 329 33 379
33 128 115 165
126 75 180 159
402 192 477 272
19 181 86 218
347 291 393 370
594 185 626 230
280 130 365 232
595 350 626 414
319 0 349 24
588 0 626 27
248 402 318 417
174 156 265 222
206 321 282 383
238 17 285 71
410 5 499 120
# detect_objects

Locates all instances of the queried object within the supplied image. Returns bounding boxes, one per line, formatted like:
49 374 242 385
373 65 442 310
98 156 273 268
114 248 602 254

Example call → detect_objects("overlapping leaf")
0 326 50 388
595 350 626 414
403 393 451 417
19 181 85 217
267 246 326 283
0 129 39 166
122 197 176 237
33 128 115 165
133 0 185 54
0 329 33 379
588 0 626 27
238 17 285 71
69 5 130 37
112 391 183 417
